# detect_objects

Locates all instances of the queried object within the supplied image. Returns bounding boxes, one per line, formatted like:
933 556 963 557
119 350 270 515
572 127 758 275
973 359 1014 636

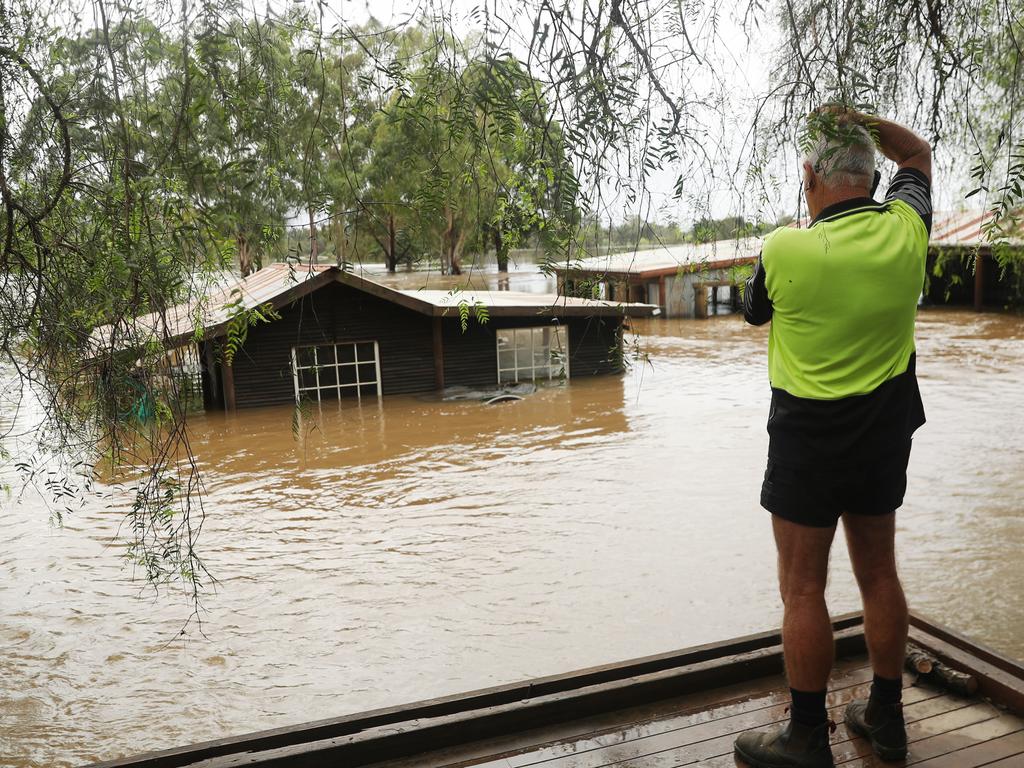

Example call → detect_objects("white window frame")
496 326 570 384
290 341 382 403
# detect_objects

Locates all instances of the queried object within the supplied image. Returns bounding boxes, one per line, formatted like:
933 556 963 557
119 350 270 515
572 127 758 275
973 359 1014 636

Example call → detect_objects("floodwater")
2 267 1023 766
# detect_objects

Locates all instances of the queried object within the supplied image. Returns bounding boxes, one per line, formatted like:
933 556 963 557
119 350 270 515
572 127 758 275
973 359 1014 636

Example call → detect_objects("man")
733 107 932 768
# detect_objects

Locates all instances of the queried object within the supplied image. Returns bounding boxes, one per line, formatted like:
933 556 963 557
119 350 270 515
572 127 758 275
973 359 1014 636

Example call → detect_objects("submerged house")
101 264 656 411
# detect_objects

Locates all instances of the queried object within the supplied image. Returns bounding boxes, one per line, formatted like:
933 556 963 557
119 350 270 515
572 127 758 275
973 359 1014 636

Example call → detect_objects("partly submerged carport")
95 264 657 411
552 238 763 319
927 209 1024 310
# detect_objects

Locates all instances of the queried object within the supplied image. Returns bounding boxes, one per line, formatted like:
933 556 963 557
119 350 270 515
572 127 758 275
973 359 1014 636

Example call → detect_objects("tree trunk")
238 233 254 276
451 225 466 276
332 211 346 267
494 228 509 273
386 213 398 273
308 208 318 264
442 206 464 276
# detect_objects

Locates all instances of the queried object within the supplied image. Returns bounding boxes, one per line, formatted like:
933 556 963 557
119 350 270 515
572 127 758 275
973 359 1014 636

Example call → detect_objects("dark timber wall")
204 280 626 409
228 282 434 408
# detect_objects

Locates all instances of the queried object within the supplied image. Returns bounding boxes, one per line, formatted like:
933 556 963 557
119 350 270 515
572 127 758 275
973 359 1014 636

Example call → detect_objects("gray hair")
803 122 876 188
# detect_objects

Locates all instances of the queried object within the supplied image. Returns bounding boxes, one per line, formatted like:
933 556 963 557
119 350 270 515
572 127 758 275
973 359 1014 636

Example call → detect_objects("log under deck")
368 657 1024 768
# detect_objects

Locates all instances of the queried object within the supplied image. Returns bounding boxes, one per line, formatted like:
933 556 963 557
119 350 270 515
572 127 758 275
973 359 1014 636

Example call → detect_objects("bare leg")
842 512 908 679
772 516 838 691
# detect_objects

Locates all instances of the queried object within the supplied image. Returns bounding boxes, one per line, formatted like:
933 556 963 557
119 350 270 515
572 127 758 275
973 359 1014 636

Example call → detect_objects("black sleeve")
885 167 932 234
743 254 773 326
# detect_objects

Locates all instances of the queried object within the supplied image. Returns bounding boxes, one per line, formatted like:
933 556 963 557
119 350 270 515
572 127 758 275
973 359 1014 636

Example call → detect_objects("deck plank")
968 752 1024 767
908 722 1024 766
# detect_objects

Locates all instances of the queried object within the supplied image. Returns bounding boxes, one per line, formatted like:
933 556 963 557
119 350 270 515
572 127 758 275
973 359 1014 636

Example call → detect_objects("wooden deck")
367 657 1024 767
88 614 1024 768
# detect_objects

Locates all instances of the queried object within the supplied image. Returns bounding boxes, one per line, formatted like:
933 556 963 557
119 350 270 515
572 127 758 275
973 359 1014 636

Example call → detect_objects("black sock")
870 674 903 706
790 688 828 727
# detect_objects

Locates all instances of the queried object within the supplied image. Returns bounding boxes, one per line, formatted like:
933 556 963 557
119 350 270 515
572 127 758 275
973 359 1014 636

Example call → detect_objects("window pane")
498 368 517 383
339 364 357 386
358 383 377 398
318 365 338 387
498 349 515 370
295 347 316 368
515 341 532 368
533 327 550 350
338 345 356 364
358 363 377 383
299 369 318 390
318 385 340 402
356 342 375 361
496 329 514 350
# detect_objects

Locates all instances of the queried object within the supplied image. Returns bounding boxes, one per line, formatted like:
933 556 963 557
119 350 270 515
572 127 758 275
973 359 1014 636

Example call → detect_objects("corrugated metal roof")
553 237 764 278
404 288 656 313
930 209 1023 248
91 263 656 355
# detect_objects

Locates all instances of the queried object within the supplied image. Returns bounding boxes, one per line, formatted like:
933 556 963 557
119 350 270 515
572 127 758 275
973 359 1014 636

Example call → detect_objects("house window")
290 341 382 403
496 326 569 384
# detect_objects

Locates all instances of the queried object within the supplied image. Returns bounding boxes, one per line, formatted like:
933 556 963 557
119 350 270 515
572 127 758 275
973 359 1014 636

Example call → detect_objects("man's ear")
802 161 816 191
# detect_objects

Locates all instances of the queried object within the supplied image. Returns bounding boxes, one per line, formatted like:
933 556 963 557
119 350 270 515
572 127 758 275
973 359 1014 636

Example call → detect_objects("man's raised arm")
864 114 932 182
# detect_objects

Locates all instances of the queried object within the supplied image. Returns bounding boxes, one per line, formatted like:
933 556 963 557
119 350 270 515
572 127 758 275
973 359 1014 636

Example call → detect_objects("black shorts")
760 441 913 528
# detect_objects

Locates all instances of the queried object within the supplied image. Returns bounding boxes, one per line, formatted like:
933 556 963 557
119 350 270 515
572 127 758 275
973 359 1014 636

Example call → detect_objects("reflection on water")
1 305 1022 767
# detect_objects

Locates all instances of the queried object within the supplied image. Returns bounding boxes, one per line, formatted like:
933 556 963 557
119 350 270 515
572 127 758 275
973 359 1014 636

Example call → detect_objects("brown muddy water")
2 282 1023 765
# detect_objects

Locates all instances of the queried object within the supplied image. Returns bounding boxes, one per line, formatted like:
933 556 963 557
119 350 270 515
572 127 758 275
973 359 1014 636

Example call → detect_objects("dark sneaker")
733 719 836 768
844 698 908 761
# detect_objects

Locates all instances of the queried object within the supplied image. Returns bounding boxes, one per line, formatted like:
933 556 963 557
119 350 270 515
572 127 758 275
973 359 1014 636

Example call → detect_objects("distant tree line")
578 214 791 251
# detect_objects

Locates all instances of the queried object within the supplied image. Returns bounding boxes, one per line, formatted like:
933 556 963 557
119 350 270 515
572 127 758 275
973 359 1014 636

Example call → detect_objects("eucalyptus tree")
186 14 296 275
360 91 432 272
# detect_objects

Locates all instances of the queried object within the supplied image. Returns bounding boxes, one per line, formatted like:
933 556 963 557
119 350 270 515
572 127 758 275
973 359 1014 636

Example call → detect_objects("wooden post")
694 283 708 319
974 251 986 312
221 359 237 412
658 275 667 314
432 316 445 391
203 341 221 409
